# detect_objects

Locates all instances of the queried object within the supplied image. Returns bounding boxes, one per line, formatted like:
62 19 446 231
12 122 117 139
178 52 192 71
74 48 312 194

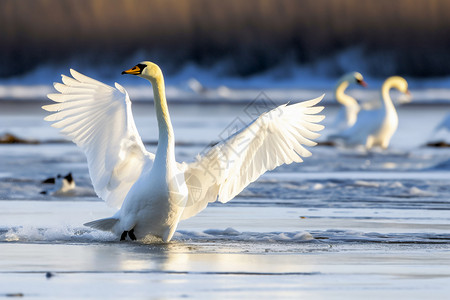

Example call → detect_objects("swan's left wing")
43 69 154 208
181 95 325 220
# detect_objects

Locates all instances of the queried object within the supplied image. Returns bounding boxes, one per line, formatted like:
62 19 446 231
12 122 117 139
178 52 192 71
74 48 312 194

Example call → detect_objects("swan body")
331 76 409 149
333 72 367 128
43 61 325 242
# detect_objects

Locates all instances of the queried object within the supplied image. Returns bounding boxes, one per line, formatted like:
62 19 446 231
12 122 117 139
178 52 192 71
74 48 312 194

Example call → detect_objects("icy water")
0 100 449 299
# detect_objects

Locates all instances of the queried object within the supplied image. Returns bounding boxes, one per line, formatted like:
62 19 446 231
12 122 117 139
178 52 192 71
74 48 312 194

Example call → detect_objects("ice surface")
1 201 450 299
0 100 449 299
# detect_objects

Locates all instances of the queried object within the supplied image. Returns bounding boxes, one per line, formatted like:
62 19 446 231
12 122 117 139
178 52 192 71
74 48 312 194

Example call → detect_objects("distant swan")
187 78 231 98
333 72 367 128
43 61 325 242
40 173 75 195
331 76 409 149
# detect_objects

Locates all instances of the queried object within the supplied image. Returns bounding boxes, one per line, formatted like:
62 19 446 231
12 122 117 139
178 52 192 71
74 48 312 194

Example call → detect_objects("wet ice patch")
175 229 450 245
310 229 450 244
312 183 325 190
1 225 448 246
382 162 398 169
0 225 116 243
354 180 380 188
407 187 436 197
293 232 314 240
176 229 316 243
389 181 404 188
204 227 241 236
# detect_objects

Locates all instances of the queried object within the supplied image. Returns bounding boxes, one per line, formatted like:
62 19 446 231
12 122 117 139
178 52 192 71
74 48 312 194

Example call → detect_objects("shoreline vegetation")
1 0 450 78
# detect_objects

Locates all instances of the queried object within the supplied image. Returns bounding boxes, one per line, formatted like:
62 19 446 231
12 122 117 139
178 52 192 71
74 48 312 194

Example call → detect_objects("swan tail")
84 217 119 232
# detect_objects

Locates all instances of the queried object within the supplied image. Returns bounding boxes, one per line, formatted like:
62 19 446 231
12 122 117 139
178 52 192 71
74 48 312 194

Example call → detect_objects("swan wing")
43 69 154 208
181 95 325 220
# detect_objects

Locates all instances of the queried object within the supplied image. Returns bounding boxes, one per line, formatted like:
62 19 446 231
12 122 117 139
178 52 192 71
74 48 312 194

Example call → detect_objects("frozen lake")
0 99 449 299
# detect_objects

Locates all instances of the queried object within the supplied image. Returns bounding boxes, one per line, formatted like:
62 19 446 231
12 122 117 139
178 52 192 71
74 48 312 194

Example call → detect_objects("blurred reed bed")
1 0 449 78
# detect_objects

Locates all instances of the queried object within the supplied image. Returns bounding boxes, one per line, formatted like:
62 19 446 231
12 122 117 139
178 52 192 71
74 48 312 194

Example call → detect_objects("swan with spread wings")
43 61 325 242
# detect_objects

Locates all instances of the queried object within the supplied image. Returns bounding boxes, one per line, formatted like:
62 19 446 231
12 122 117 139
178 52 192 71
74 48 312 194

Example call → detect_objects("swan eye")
136 64 147 72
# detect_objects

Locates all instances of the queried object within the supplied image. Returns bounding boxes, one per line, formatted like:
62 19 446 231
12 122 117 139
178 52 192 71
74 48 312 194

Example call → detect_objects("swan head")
385 76 409 95
351 72 367 87
122 61 163 81
338 72 367 87
353 72 367 87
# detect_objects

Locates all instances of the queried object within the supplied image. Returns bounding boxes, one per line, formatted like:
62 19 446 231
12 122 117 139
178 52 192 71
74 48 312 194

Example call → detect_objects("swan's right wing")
181 96 325 220
43 69 155 208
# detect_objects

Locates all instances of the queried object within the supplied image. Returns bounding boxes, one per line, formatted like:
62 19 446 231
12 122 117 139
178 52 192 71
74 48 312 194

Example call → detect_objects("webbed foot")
128 229 137 241
120 229 137 241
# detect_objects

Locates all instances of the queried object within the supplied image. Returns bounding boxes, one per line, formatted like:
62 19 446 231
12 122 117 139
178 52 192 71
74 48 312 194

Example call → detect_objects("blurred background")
2 3 450 298
1 0 450 88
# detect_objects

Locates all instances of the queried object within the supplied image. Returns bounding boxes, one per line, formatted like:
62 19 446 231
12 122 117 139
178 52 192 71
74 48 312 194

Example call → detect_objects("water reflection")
104 241 318 275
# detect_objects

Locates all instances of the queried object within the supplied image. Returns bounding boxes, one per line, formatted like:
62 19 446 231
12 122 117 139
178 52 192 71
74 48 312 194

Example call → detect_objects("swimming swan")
43 61 325 242
331 76 409 149
333 72 367 128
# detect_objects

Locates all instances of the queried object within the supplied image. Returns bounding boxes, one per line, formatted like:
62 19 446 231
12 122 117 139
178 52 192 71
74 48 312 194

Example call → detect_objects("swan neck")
150 75 175 165
335 81 358 107
335 80 359 126
381 81 395 110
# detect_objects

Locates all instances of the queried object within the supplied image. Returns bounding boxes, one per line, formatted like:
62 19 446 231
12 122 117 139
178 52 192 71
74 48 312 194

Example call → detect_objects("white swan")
42 61 325 242
41 173 75 195
331 76 409 149
333 72 367 128
40 172 95 197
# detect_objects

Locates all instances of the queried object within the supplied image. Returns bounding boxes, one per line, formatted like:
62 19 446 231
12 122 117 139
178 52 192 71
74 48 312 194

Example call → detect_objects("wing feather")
43 69 154 208
181 95 325 220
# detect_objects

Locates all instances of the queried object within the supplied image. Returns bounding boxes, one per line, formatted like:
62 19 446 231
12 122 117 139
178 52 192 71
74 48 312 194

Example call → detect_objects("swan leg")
128 229 137 241
120 231 128 241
